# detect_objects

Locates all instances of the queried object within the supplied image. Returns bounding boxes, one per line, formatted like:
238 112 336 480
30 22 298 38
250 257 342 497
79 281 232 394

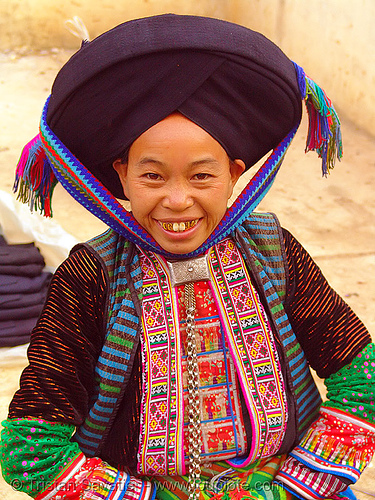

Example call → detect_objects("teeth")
161 219 198 232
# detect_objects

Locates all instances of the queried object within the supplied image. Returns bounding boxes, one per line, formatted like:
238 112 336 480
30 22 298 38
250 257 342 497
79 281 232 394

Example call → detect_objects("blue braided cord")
218 135 293 233
293 62 307 99
207 126 297 243
41 113 168 247
40 95 295 259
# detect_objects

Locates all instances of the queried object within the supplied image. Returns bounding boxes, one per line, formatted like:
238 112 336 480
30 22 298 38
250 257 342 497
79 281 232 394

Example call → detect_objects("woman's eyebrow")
190 157 220 166
135 157 220 167
135 157 165 167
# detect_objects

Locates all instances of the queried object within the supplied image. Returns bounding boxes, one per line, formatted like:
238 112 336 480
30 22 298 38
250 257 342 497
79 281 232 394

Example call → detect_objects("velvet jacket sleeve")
281 228 370 379
0 247 155 500
274 229 375 500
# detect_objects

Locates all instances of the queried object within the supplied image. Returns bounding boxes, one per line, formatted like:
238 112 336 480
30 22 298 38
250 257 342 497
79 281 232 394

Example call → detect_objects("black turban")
47 14 302 199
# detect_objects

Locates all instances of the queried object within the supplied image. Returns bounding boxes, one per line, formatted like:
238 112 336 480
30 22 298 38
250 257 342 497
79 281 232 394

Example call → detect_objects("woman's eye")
194 173 211 180
145 172 161 180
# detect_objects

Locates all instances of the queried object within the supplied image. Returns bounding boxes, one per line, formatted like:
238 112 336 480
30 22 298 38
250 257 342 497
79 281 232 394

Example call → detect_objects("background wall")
226 0 375 139
0 0 374 136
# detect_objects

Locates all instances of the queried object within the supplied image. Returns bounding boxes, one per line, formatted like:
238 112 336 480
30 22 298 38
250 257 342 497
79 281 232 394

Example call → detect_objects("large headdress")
14 14 342 258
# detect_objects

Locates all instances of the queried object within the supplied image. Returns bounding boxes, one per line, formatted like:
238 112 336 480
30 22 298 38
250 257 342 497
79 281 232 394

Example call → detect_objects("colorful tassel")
13 134 57 217
293 62 343 176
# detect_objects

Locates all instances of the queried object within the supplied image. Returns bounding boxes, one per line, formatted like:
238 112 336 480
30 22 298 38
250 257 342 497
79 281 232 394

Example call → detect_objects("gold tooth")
161 219 198 231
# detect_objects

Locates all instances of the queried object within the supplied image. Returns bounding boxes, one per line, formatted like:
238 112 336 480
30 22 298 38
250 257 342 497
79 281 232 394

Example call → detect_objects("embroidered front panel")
208 238 288 463
138 251 185 476
177 282 248 463
138 238 287 475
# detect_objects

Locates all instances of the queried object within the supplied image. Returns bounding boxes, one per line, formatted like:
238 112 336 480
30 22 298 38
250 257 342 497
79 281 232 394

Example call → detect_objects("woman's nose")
161 180 193 211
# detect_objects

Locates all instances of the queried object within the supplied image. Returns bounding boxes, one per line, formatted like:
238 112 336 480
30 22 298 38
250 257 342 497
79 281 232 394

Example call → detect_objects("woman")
1 14 374 500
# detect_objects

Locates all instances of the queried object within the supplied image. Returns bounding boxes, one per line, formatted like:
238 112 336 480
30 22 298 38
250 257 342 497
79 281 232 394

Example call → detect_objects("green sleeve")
1 417 82 497
323 342 375 422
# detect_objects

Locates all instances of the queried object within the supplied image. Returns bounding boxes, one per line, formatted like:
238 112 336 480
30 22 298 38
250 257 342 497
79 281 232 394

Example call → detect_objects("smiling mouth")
159 219 200 233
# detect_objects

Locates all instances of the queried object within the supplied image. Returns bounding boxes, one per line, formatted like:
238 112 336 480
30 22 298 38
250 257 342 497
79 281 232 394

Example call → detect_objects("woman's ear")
228 159 246 197
113 159 129 199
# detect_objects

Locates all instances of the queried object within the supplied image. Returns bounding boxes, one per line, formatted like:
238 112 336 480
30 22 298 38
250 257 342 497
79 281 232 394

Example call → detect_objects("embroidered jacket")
1 213 373 500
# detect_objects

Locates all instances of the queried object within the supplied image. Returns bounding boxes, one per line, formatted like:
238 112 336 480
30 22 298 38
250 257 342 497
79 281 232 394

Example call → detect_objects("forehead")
128 113 230 162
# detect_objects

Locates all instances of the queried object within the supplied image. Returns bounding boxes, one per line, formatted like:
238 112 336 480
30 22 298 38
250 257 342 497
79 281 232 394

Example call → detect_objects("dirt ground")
0 48 374 499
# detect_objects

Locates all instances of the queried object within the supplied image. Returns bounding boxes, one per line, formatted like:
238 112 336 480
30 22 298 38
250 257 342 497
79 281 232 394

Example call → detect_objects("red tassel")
13 134 57 217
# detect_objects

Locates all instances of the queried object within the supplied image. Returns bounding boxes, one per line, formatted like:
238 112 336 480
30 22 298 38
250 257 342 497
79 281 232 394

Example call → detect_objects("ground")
0 48 374 499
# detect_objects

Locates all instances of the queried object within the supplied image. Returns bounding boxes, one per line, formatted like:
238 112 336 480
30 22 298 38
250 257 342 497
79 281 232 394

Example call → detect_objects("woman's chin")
152 220 208 255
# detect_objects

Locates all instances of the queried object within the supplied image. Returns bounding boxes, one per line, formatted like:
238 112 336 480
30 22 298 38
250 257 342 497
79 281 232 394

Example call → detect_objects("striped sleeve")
282 228 371 379
8 247 108 424
277 231 374 499
1 247 155 499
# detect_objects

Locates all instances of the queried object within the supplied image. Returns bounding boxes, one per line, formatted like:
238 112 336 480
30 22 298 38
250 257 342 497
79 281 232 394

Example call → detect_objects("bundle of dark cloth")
0 235 52 346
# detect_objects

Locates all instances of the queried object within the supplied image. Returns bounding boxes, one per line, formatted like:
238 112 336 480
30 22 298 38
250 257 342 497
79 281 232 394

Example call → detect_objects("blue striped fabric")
75 229 143 455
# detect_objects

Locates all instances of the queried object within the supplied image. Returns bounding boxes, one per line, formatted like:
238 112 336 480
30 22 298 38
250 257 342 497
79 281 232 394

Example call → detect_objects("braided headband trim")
13 64 342 259
40 95 295 258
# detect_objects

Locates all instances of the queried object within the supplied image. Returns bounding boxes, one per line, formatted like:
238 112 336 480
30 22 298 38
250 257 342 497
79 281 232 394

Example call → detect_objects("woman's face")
113 113 245 254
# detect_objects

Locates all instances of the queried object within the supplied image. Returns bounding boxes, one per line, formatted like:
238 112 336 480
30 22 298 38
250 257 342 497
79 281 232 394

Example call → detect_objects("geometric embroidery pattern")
208 238 288 464
139 252 252 471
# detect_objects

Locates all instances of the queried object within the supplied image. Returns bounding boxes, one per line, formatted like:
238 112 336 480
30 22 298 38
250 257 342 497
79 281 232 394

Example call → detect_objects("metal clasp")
167 254 210 287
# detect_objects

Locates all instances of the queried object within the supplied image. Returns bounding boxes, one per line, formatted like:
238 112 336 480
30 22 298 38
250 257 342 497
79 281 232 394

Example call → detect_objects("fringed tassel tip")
13 134 57 217
294 63 343 176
